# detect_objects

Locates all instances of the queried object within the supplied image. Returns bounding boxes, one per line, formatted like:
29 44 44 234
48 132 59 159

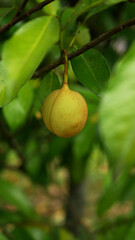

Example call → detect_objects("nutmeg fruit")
42 50 88 138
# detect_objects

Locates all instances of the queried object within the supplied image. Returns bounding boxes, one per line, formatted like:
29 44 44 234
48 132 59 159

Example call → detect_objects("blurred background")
0 0 135 239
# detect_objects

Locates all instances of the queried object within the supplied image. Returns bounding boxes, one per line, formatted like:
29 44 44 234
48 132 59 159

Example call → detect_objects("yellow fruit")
42 83 88 138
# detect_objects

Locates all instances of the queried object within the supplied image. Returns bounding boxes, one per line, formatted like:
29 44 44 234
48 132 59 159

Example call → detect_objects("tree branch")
0 0 55 35
34 16 135 78
0 120 25 171
14 0 29 18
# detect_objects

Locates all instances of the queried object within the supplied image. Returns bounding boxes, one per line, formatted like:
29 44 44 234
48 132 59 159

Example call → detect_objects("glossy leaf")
99 42 135 166
39 71 60 104
0 178 35 217
37 0 61 15
0 16 59 107
70 84 99 104
73 0 127 20
71 49 110 96
3 82 34 131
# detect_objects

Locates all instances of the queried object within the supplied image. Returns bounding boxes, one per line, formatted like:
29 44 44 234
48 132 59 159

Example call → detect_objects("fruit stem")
63 49 68 84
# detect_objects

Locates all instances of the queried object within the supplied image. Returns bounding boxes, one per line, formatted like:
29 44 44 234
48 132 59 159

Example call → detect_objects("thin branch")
0 120 25 171
33 16 135 78
0 0 55 35
14 0 29 18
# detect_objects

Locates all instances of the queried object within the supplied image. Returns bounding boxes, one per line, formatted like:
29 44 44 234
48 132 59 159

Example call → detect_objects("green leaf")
71 121 97 183
0 0 13 7
47 137 70 160
27 227 51 240
75 26 91 47
70 84 99 104
0 178 35 218
3 82 34 131
0 7 13 20
0 208 24 225
61 7 75 28
73 0 127 20
12 228 35 240
71 49 110 96
0 16 59 107
37 0 61 15
99 42 135 166
97 171 128 215
39 71 60 104
0 233 8 240
61 7 77 49
72 121 97 161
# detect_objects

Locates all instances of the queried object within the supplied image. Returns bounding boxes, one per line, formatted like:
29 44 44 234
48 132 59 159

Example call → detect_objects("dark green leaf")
0 7 13 20
12 227 35 240
71 49 110 96
0 178 35 218
0 208 24 225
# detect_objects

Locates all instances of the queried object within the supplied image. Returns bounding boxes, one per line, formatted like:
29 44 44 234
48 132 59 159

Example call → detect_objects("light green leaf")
71 49 110 96
27 227 51 240
75 26 91 47
36 0 61 15
99 42 135 166
0 178 35 217
3 82 34 131
0 16 59 107
39 71 60 104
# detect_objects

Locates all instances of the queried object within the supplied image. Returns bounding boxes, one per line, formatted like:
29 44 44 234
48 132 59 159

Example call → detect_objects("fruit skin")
42 83 88 138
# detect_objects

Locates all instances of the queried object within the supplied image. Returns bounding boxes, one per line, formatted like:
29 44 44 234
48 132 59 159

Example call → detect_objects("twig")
33 16 135 78
14 0 29 18
0 0 55 35
0 120 25 171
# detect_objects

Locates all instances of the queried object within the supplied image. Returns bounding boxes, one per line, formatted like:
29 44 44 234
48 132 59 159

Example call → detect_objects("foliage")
0 0 135 239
